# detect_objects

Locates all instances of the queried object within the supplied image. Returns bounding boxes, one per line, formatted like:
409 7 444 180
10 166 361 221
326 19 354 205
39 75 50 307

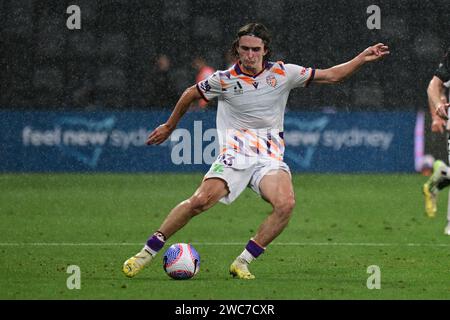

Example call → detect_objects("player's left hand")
436 102 450 121
362 43 390 62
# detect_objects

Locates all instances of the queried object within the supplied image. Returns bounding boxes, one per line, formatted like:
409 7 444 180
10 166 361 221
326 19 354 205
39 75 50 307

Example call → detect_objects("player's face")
237 35 267 74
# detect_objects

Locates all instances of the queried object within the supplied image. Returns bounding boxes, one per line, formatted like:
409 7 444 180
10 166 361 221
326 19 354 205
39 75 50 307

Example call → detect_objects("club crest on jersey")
266 75 277 87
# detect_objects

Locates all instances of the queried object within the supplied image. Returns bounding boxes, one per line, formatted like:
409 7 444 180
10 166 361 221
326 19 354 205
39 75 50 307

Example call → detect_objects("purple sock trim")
146 234 165 252
246 239 265 258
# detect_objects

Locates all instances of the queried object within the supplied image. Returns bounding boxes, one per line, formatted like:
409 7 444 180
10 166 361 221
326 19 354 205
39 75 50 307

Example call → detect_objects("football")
163 243 200 280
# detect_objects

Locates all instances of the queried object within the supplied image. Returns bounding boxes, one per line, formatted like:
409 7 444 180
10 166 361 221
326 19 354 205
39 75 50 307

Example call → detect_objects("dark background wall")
2 0 449 111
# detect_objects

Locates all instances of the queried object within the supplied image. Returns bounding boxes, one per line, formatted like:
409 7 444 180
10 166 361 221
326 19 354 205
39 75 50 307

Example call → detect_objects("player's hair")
230 23 272 62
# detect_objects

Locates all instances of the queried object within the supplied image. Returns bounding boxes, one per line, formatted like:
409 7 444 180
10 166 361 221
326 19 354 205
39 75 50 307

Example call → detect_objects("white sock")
237 249 256 264
143 245 157 257
447 189 450 224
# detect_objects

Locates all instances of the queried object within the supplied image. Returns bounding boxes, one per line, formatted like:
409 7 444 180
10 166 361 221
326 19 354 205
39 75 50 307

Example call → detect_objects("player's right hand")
436 102 450 121
146 123 172 145
431 117 446 133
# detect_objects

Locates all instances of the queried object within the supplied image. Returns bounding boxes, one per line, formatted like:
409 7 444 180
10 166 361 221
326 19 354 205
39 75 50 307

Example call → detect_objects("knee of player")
273 196 296 217
188 193 211 214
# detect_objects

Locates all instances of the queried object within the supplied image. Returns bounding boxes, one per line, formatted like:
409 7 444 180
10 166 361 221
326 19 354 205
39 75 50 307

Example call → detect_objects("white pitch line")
0 243 143 246
0 242 449 247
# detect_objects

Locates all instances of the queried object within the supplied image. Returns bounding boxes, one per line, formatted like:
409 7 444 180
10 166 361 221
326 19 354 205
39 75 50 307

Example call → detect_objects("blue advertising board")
0 111 416 173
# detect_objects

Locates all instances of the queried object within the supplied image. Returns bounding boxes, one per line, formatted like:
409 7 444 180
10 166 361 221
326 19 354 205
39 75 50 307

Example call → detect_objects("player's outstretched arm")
313 43 389 84
146 85 202 145
428 76 450 123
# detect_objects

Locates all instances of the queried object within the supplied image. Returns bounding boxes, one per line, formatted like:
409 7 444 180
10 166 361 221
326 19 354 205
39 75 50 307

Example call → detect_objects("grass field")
1 173 450 300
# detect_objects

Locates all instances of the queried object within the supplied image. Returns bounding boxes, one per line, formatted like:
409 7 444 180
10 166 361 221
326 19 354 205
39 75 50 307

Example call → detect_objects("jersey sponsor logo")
266 75 277 87
199 80 211 93
234 81 244 95
252 81 259 89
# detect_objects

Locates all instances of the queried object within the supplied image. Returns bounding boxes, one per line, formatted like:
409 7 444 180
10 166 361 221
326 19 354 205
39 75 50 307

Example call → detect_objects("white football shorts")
203 155 291 205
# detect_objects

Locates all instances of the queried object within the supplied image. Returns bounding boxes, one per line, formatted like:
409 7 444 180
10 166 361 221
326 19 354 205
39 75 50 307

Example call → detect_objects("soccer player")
123 23 389 279
423 47 450 235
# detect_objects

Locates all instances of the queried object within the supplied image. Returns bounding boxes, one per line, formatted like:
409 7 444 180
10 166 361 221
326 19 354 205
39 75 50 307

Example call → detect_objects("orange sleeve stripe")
272 68 286 76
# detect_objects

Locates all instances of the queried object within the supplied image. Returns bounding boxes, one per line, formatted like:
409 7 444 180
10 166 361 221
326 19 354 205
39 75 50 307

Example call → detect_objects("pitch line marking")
0 242 449 247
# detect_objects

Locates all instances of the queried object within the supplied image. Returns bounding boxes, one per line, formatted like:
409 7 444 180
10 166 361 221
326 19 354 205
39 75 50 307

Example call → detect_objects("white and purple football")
163 243 200 280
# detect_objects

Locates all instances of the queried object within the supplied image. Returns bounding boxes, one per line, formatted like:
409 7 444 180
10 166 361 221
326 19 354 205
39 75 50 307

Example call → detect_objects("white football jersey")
197 61 315 166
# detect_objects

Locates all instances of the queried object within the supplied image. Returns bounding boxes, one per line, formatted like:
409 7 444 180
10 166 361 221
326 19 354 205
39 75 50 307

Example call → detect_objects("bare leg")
253 170 295 247
123 178 228 278
230 170 295 279
159 178 229 239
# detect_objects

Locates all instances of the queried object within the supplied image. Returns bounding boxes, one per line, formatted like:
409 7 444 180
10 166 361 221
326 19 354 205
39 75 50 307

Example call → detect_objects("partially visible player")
191 56 215 109
420 154 435 177
122 23 389 279
423 47 450 235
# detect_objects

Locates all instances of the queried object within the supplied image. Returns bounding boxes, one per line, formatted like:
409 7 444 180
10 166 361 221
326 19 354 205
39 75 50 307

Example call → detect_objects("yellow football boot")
423 182 437 218
122 249 152 278
229 259 255 280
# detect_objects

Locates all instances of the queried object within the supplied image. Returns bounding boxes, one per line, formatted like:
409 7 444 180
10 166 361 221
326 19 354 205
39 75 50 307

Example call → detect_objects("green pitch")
1 173 449 299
